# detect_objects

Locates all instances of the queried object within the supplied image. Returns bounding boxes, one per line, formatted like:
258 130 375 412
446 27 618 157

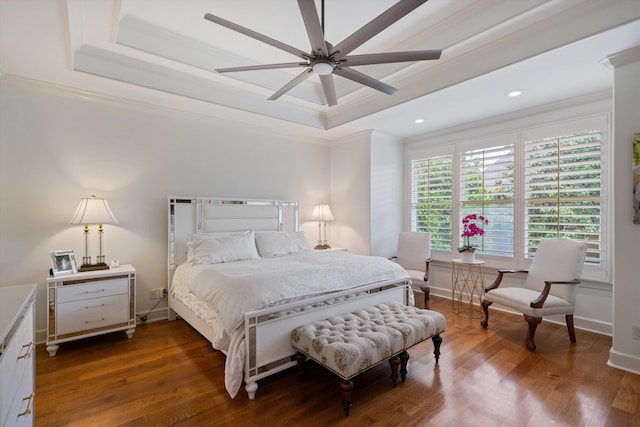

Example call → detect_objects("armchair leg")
566 314 576 343
524 314 542 352
420 285 430 309
481 300 492 328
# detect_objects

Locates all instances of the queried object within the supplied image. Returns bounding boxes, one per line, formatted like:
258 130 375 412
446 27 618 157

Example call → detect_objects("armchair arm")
530 279 581 308
485 269 528 292
388 256 431 285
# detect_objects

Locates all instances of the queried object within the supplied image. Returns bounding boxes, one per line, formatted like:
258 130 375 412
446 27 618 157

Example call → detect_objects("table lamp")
310 204 334 249
70 195 118 271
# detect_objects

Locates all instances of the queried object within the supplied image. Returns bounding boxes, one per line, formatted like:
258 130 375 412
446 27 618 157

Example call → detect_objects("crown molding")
405 90 611 144
0 73 335 146
600 45 640 69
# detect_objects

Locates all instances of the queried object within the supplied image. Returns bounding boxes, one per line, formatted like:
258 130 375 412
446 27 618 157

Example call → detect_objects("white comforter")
171 250 410 397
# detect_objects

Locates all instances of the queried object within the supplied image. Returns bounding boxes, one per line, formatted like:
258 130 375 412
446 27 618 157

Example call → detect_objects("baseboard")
608 349 640 375
137 307 169 324
428 285 612 336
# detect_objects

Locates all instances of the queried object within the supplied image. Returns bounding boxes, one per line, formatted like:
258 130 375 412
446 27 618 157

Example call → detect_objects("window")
408 115 607 279
523 130 602 264
410 155 453 251
460 144 515 257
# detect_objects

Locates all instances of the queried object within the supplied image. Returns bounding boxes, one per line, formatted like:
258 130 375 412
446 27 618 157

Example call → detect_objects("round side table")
451 259 485 318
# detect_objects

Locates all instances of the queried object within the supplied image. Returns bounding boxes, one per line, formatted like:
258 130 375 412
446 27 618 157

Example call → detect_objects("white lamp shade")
310 204 335 221
70 196 118 225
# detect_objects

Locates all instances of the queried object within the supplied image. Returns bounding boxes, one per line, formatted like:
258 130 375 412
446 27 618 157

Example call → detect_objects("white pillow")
191 231 260 265
255 231 311 257
186 231 246 262
288 231 312 252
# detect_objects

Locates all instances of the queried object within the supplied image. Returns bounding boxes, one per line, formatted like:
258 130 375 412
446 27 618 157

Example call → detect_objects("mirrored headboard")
167 197 299 285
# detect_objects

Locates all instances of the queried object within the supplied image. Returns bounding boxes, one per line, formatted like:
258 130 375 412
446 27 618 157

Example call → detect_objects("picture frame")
49 249 78 276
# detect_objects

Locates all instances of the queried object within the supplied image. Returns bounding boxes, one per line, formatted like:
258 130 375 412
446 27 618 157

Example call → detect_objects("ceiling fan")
204 0 441 106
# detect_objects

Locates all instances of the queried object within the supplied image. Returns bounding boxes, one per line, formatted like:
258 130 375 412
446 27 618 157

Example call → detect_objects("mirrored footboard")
243 279 412 399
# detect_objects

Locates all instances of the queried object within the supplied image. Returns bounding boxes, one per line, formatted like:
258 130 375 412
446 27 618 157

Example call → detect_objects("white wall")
0 77 330 336
330 132 371 255
370 131 403 258
606 47 640 374
329 131 404 257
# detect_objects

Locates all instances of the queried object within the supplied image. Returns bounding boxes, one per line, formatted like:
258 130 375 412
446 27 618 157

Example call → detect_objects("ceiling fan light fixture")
312 60 335 75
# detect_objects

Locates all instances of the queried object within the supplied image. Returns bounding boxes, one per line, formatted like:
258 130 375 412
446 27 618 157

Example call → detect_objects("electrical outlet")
149 289 158 300
633 325 640 341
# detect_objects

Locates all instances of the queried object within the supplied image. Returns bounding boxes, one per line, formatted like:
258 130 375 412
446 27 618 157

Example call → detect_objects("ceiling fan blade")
268 68 314 101
204 13 311 60
217 62 307 73
333 67 397 95
331 0 428 61
341 50 442 67
297 0 328 57
319 74 337 106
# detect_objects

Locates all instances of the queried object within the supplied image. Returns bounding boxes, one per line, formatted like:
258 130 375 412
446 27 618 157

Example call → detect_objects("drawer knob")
85 304 106 309
18 393 34 418
17 342 34 360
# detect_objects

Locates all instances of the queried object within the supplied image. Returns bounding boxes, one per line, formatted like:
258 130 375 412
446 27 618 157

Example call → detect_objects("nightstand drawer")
57 294 129 335
57 278 128 303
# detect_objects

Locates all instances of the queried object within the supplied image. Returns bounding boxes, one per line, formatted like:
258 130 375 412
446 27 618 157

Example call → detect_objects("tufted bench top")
291 302 446 380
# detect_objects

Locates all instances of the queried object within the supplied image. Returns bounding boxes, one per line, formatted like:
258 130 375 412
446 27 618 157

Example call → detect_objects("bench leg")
389 355 400 387
340 380 353 417
295 352 306 380
432 334 442 364
399 351 410 382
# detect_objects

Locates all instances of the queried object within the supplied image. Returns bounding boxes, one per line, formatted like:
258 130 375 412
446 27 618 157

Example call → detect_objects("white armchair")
481 238 587 351
391 232 431 309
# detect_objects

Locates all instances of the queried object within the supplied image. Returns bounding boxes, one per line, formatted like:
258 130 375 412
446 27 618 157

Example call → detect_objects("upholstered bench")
291 302 446 416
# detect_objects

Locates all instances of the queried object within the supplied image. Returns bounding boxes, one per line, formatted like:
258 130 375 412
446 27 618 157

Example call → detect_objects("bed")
167 197 413 400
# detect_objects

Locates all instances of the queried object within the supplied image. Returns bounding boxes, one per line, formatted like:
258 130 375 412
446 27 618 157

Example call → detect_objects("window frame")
410 152 455 252
458 133 518 259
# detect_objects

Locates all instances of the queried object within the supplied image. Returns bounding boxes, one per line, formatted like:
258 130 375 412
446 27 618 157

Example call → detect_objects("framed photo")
49 250 78 276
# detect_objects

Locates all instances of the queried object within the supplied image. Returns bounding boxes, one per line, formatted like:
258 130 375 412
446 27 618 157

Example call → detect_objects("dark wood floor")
36 296 640 426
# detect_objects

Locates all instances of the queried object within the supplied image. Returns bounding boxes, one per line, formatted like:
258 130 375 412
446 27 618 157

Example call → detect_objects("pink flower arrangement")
458 213 488 253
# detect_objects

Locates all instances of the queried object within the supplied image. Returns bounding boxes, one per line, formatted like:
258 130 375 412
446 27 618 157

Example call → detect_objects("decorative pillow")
186 231 246 262
255 231 311 257
190 231 260 265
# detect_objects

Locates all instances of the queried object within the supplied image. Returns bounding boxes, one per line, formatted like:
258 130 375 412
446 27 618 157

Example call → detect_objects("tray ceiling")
1 0 639 141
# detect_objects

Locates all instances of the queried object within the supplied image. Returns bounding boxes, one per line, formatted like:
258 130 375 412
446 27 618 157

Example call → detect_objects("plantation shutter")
459 144 515 257
524 130 602 264
410 155 453 251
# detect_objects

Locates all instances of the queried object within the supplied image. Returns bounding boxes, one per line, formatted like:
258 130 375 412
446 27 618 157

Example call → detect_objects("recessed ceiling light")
415 119 424 124
508 90 523 97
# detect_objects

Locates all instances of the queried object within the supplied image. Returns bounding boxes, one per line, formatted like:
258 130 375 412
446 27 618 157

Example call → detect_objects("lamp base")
78 263 110 272
314 244 332 250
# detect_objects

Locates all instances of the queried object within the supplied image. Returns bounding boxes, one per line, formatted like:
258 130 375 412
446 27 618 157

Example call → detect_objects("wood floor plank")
35 296 640 426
